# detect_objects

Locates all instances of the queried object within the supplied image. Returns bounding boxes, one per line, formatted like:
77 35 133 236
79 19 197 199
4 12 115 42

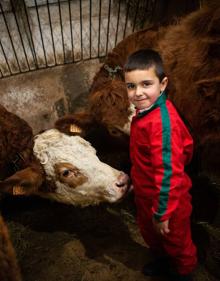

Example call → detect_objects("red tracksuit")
130 93 197 275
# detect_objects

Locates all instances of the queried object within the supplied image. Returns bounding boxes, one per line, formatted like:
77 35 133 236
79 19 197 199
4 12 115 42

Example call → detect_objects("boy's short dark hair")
124 48 165 82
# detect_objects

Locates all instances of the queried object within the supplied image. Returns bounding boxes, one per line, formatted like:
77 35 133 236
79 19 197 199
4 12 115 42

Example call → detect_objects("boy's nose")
135 86 143 97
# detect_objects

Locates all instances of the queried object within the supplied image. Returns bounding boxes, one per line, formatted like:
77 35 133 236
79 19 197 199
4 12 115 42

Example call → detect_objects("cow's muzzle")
115 172 130 190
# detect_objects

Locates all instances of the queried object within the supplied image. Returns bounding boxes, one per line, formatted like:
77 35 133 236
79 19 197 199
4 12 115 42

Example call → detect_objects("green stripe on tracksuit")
154 103 172 221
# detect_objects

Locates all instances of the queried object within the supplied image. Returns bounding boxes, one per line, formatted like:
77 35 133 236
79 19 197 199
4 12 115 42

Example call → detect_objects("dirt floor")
0 194 219 281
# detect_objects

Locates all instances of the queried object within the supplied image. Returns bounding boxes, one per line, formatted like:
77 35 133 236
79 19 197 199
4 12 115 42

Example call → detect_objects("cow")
55 2 220 182
0 104 130 281
54 110 131 173
0 104 37 181
0 104 130 205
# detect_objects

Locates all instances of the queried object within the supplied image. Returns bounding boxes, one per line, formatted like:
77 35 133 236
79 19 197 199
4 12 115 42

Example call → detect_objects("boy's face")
125 67 168 110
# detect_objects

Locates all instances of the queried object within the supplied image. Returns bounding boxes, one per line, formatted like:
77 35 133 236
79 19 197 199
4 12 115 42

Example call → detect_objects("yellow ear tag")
13 186 26 195
69 124 82 133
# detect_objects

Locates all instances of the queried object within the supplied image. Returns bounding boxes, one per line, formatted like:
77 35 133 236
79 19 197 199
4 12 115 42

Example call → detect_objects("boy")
124 49 197 281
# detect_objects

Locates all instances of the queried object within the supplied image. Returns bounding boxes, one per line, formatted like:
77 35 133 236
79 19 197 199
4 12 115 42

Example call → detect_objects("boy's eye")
126 83 135 90
142 81 151 87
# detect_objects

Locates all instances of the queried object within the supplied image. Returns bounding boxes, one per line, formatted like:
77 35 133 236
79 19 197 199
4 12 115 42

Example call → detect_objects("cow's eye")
62 169 69 177
108 127 123 137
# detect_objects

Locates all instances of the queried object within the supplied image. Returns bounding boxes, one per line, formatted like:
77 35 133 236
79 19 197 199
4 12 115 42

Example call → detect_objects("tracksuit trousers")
135 192 197 275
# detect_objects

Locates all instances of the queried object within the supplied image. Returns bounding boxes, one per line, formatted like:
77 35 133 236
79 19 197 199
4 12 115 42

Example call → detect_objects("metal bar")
0 0 165 78
150 0 157 22
47 0 57 65
114 0 121 46
0 66 3 77
10 0 30 71
98 0 102 57
0 1 21 72
68 0 74 62
141 0 150 29
123 0 130 38
34 0 48 66
89 0 92 58
0 56 98 80
0 39 12 75
58 0 65 63
105 0 111 55
132 0 140 32
79 0 83 59
21 0 38 69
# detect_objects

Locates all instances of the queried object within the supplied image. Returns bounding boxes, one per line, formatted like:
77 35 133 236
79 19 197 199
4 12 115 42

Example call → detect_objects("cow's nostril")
116 182 125 188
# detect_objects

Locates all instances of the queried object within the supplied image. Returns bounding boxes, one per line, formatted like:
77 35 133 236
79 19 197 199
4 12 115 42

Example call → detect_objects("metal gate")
0 0 200 78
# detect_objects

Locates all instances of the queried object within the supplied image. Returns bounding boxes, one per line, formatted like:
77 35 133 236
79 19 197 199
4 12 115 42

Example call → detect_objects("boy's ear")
161 77 168 91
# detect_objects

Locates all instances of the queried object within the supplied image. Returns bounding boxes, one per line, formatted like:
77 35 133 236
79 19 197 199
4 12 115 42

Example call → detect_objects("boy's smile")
125 67 168 110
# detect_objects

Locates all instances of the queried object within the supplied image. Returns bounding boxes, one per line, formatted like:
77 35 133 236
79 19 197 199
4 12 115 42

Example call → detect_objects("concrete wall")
0 58 102 134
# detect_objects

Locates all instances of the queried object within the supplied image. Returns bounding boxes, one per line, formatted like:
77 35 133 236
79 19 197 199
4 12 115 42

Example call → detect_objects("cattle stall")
0 1 219 281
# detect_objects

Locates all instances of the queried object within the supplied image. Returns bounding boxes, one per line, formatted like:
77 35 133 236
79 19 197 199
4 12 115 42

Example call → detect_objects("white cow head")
0 129 129 206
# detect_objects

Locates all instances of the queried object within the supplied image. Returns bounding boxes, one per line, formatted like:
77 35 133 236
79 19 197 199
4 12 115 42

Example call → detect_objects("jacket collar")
137 91 167 118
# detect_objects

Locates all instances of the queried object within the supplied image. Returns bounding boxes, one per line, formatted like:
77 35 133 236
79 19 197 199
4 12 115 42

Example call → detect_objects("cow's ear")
0 166 44 196
55 112 92 137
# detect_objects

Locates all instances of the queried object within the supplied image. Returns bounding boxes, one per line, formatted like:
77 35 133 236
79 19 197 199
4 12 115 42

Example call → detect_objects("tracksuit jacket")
130 92 197 274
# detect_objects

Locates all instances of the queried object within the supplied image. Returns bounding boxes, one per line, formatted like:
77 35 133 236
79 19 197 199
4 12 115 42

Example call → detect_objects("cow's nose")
115 173 130 188
116 182 126 188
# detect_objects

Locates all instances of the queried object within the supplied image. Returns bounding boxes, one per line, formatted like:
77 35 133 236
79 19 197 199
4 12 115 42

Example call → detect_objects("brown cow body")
0 104 42 183
56 3 220 182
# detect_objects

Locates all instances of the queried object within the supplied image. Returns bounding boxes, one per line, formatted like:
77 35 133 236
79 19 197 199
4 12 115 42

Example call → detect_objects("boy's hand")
153 219 170 236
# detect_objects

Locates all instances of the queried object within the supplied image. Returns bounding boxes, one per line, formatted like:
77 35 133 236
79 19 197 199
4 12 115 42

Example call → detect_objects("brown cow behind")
0 105 42 281
158 3 220 179
0 104 44 194
56 2 220 181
